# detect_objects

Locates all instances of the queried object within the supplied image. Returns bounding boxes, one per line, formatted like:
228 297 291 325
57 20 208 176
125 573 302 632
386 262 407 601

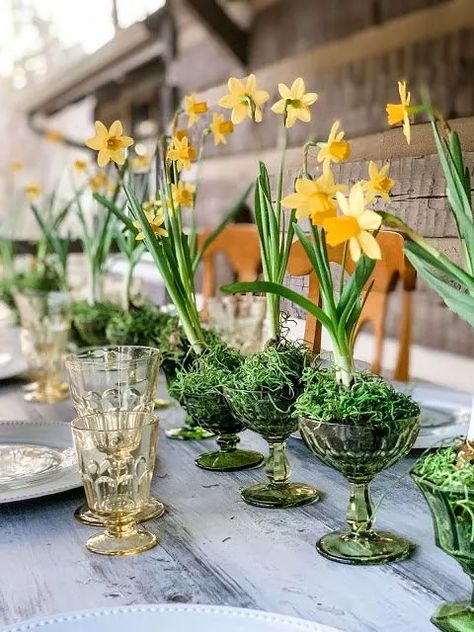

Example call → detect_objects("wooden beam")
183 0 248 64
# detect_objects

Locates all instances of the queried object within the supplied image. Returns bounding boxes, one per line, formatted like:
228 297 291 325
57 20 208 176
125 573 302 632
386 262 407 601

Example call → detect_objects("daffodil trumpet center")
193 102 207 114
106 137 122 150
219 121 233 134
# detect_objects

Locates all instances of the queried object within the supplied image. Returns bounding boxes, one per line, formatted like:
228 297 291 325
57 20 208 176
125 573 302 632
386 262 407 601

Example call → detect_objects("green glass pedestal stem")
241 439 319 508
316 478 415 565
195 433 264 472
165 415 215 441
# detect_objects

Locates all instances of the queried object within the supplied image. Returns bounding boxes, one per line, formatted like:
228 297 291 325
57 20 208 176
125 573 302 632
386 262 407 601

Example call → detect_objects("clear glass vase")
65 345 164 526
225 388 320 508
16 290 70 403
182 392 264 471
300 416 419 565
412 469 474 631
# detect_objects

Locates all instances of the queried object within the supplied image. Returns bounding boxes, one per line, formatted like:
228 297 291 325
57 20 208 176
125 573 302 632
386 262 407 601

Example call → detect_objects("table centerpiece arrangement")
383 81 474 631
223 86 420 556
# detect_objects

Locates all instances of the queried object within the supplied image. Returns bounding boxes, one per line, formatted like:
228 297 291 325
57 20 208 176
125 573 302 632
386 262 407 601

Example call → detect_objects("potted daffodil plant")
384 81 474 632
223 78 420 551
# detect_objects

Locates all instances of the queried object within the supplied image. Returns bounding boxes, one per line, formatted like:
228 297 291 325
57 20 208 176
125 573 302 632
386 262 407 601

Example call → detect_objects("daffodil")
166 135 197 172
386 81 412 144
85 120 134 167
24 181 41 201
209 113 234 145
45 129 64 143
73 159 88 172
323 184 382 262
317 120 351 167
281 168 347 225
10 160 23 172
89 172 110 193
184 93 208 126
218 74 269 124
131 154 152 171
171 182 195 208
142 198 163 215
363 161 394 202
271 77 318 128
133 205 168 240
175 129 189 141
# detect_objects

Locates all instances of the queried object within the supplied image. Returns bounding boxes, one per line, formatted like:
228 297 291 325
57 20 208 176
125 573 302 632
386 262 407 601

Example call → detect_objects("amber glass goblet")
300 416 419 565
16 290 70 403
412 469 474 632
182 391 264 471
72 411 158 556
225 388 319 508
65 345 163 525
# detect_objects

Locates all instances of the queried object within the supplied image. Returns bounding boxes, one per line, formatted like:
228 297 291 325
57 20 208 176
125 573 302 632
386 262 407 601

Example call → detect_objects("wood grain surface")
0 371 469 632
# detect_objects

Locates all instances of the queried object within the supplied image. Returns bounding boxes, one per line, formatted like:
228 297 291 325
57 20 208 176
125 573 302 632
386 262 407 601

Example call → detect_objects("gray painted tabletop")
0 376 466 632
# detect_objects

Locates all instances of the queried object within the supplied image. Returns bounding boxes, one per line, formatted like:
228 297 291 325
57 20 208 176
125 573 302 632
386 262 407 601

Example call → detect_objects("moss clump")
168 339 242 401
228 340 310 398
106 303 171 347
413 445 474 489
295 367 420 427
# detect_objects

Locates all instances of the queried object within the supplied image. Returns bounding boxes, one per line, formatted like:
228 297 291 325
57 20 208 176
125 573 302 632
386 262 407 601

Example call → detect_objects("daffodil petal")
85 137 103 150
296 179 318 196
97 150 110 167
231 103 248 124
348 184 365 217
278 83 291 99
109 120 123 137
291 77 305 100
358 210 382 231
302 92 318 106
281 192 305 208
335 191 349 216
94 120 108 139
358 231 381 260
271 99 286 114
349 237 362 262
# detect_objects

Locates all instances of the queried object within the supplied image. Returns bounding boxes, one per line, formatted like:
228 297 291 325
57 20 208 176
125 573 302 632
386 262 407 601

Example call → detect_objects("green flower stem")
331 338 355 388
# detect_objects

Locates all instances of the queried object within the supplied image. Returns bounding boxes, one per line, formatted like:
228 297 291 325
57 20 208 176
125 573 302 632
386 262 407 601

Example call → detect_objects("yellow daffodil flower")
184 93 208 127
133 206 168 240
131 154 152 171
166 135 197 172
271 77 318 128
281 168 347 225
317 120 351 167
73 159 88 172
10 160 23 172
218 74 270 124
363 161 394 202
24 181 42 201
175 129 189 141
209 113 234 145
89 172 110 193
171 182 195 208
323 184 382 262
85 120 134 167
45 129 64 143
386 81 412 144
142 198 162 215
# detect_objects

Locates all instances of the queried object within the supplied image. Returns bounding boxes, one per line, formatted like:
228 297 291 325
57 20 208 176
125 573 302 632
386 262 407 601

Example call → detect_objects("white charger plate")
0 352 27 381
0 604 342 632
0 420 80 503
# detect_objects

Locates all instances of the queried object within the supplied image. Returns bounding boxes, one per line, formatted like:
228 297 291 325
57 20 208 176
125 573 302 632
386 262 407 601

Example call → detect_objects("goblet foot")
165 425 215 440
195 449 264 471
241 482 319 508
86 526 157 556
75 497 165 526
316 529 415 565
431 600 474 632
24 382 69 404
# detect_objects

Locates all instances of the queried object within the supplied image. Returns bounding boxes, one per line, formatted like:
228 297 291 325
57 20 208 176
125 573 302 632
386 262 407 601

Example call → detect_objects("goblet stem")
347 481 374 534
105 514 136 538
216 433 239 452
266 441 290 487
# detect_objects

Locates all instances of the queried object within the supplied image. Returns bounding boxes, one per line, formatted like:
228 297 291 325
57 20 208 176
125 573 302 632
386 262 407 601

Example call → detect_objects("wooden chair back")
197 223 261 299
287 230 416 381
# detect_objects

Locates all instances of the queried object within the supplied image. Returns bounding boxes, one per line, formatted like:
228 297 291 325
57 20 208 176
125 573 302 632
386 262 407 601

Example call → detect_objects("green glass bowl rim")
298 414 420 428
411 467 474 494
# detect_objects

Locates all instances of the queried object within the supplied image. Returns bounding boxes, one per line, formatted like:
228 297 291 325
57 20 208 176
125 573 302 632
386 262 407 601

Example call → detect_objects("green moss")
72 300 122 347
106 304 171 347
413 445 474 489
295 367 420 427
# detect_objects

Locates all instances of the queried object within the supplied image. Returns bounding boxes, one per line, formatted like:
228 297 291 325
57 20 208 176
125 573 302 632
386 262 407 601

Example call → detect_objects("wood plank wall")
168 0 474 357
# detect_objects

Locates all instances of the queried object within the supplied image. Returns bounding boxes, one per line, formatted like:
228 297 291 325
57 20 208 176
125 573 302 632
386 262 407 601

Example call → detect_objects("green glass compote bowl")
225 387 320 508
162 360 214 441
412 469 474 632
183 391 264 471
299 415 419 564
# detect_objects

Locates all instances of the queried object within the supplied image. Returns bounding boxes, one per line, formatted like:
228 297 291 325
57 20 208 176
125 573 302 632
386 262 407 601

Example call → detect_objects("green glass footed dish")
299 415 420 565
162 361 214 441
412 466 474 632
182 391 264 471
224 387 320 508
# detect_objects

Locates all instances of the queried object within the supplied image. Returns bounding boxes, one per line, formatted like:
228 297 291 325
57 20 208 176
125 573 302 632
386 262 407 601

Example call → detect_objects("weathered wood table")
0 377 467 632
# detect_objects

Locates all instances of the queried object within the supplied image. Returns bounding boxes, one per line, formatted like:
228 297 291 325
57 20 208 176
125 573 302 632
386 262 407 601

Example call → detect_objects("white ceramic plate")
0 604 342 632
0 351 27 381
0 420 80 504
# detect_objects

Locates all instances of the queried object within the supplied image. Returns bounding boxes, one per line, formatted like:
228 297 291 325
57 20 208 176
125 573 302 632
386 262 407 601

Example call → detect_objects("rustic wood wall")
168 0 474 358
